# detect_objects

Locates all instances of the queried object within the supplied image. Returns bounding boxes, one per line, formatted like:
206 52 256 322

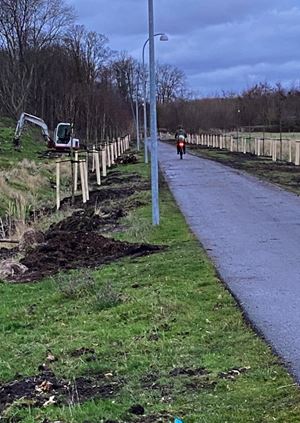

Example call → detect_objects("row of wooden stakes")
56 135 131 210
185 133 300 165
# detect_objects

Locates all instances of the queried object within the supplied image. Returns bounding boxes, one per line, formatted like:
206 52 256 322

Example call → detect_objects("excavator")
13 112 80 150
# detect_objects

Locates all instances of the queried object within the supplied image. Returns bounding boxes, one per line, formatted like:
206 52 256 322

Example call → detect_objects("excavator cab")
56 124 71 144
54 123 79 150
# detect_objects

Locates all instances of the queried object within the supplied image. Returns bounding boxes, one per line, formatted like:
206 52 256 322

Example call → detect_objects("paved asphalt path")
158 141 300 381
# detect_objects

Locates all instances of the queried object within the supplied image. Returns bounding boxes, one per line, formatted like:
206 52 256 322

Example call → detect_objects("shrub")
93 281 122 311
54 269 96 299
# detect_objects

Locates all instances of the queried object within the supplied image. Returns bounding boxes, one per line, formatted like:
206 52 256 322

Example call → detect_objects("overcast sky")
67 0 300 97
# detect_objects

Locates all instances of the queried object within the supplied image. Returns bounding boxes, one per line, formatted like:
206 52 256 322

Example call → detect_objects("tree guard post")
56 161 60 210
101 147 107 176
79 160 87 204
74 151 79 192
109 142 112 167
95 149 101 185
84 157 89 201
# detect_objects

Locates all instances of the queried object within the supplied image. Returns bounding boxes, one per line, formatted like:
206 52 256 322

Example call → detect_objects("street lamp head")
159 34 168 41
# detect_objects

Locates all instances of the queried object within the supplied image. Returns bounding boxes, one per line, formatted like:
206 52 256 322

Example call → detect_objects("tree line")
2 1 298 142
0 0 187 144
158 83 300 134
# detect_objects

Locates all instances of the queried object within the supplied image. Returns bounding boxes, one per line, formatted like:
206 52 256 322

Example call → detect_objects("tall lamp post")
135 81 140 151
142 32 168 163
148 0 161 225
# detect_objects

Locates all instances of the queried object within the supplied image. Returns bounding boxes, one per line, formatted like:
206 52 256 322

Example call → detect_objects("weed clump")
93 281 122 311
54 269 96 299
54 271 122 311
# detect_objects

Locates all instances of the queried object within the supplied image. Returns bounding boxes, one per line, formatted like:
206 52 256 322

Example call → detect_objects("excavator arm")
13 112 53 149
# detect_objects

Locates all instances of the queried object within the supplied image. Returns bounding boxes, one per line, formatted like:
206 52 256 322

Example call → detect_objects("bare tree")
0 0 74 116
156 63 186 104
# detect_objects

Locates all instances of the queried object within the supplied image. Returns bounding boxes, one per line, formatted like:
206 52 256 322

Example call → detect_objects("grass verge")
1 160 300 422
0 118 73 235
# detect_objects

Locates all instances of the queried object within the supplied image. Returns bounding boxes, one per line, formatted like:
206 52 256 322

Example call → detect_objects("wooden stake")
74 151 79 192
56 161 60 210
84 159 89 201
295 141 300 165
95 149 101 185
79 160 87 204
110 142 115 164
92 145 95 172
117 137 121 156
101 147 107 176
107 143 111 167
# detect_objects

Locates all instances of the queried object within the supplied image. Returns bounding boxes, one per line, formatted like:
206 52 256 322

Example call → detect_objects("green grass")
0 118 45 168
0 117 71 226
1 158 300 422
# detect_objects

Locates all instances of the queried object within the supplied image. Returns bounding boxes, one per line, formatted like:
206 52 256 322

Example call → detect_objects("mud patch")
0 247 18 260
0 370 122 414
49 207 126 232
169 367 209 377
218 366 250 380
10 232 161 282
52 175 149 234
70 347 96 357
2 170 158 283
103 172 143 186
115 153 138 164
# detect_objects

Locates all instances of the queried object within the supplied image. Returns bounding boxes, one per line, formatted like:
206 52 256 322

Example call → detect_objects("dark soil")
13 231 161 282
58 171 149 207
115 153 138 165
2 171 161 283
0 369 122 414
0 247 18 260
128 404 145 415
70 347 96 357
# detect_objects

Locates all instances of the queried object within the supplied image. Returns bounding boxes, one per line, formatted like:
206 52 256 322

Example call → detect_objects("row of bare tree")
4 1 296 140
158 83 300 133
0 0 187 144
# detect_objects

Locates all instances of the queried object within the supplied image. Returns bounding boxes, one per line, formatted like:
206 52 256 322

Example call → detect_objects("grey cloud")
67 0 300 94
190 61 300 96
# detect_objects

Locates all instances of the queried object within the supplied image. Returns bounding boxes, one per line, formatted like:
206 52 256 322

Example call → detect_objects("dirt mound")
10 231 161 282
115 153 138 164
19 228 45 252
60 186 137 210
0 370 121 414
1 171 157 284
0 247 18 260
49 207 125 232
103 172 144 185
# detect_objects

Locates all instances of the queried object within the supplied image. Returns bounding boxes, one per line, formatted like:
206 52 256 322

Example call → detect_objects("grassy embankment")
1 155 300 421
0 118 71 237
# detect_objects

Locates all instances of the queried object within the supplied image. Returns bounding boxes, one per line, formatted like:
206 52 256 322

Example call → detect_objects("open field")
228 132 300 141
1 148 300 422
